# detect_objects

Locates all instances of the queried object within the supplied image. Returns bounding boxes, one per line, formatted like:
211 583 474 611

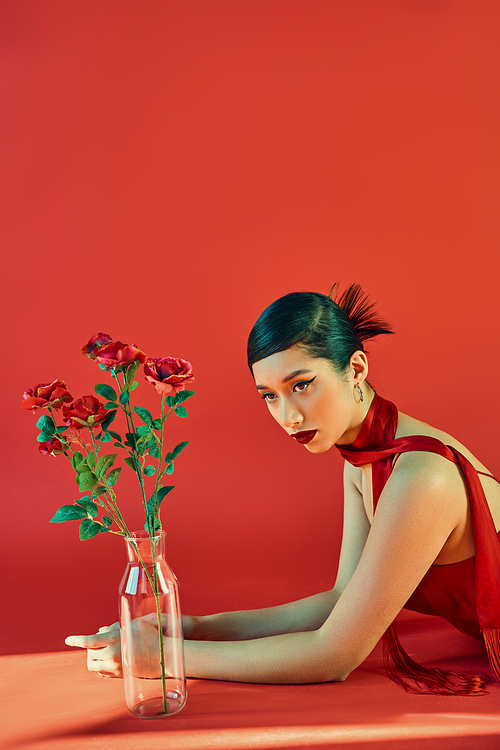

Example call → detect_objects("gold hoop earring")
356 384 364 402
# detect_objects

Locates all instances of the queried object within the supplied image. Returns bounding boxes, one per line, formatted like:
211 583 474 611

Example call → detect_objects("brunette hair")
247 283 394 374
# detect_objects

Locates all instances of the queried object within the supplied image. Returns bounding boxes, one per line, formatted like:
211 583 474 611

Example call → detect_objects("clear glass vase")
119 530 187 718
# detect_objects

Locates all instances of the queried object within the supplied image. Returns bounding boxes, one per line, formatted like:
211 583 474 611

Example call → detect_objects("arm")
182 453 462 683
66 461 372 675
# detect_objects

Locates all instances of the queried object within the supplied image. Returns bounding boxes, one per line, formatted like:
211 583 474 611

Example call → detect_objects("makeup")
290 430 317 444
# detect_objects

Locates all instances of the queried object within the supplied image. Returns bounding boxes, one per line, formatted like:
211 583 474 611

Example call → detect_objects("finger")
87 646 115 660
87 650 121 675
98 623 120 633
65 631 120 649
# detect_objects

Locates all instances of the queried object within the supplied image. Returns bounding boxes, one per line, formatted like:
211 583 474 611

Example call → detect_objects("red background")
1 0 500 655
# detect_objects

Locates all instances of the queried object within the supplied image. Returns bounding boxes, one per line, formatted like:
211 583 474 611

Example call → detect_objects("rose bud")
144 357 194 395
63 395 107 430
81 332 113 358
38 437 65 456
93 341 146 370
21 380 73 412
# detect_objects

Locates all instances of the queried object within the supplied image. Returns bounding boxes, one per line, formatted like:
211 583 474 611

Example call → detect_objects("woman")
66 284 500 695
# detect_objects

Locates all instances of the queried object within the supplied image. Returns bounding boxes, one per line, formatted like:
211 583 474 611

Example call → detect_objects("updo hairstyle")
247 283 394 375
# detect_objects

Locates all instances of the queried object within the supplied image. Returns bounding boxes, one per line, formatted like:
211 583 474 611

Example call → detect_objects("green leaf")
157 486 175 503
136 424 151 436
50 505 87 522
126 360 141 383
86 451 96 471
105 402 118 410
79 518 101 540
100 410 117 432
108 430 122 442
157 485 175 502
147 440 160 459
72 451 83 470
99 526 110 533
174 405 187 418
152 419 162 430
134 406 153 427
143 465 155 477
102 516 113 527
107 466 121 486
77 498 98 518
98 363 108 371
172 440 190 459
129 381 139 392
101 432 112 443
94 432 102 441
37 432 52 443
176 390 195 404
146 484 175 516
95 383 117 401
55 426 68 434
124 432 137 450
36 414 55 432
119 392 130 405
165 452 173 463
91 486 107 498
135 438 147 456
77 471 98 491
166 462 174 475
124 456 138 471
166 395 176 407
144 516 161 533
94 453 117 479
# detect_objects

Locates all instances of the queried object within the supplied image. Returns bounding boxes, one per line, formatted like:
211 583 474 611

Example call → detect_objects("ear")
349 350 369 384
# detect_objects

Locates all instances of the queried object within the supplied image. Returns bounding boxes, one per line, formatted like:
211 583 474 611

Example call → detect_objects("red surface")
1 0 500 681
1 613 499 750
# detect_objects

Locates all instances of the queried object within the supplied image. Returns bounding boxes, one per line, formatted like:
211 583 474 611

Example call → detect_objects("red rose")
21 380 73 412
81 332 113 358
39 437 65 455
144 357 194 395
62 395 107 429
93 340 146 370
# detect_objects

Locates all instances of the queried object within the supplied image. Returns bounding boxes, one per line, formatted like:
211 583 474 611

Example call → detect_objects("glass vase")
119 530 187 718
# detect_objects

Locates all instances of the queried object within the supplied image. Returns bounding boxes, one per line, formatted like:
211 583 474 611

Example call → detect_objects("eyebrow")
255 369 313 390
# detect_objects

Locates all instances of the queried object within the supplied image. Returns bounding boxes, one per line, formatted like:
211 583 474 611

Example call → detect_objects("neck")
336 384 376 446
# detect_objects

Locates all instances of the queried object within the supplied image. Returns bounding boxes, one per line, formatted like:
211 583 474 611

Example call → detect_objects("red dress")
336 393 500 695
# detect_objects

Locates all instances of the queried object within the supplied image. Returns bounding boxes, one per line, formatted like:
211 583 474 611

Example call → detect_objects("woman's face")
252 345 365 451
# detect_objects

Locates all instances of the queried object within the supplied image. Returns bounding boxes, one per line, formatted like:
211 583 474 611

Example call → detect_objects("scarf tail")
483 628 500 683
383 625 490 696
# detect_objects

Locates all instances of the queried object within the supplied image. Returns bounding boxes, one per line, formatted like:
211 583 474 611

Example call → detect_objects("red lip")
290 430 317 444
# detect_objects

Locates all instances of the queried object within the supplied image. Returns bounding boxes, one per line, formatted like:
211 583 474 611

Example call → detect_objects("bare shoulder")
392 410 500 559
396 411 492 475
391 411 477 519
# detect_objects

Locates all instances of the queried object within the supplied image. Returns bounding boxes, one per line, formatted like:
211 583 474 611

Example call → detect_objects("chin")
305 440 332 454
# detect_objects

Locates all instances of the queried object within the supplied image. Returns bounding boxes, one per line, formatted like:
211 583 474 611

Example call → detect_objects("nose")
280 398 303 429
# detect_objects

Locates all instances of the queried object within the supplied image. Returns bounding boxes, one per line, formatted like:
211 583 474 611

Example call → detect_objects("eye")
261 392 277 402
293 377 316 393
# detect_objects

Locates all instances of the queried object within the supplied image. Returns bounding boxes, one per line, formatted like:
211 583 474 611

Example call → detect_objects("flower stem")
112 371 148 512
149 395 165 534
151 543 168 713
129 536 169 714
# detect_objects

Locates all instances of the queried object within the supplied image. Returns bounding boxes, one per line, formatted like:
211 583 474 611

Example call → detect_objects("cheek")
267 403 281 423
